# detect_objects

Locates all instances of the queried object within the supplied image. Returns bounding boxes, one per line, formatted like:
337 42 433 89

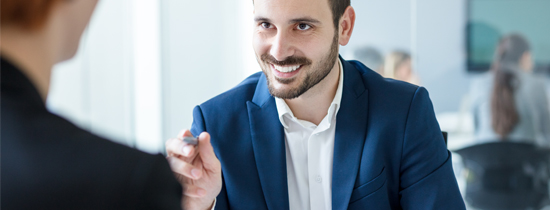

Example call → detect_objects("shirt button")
316 175 322 183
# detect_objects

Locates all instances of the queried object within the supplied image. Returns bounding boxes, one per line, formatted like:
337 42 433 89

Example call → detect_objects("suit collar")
332 57 369 210
340 55 367 97
248 73 289 209
251 73 272 107
247 96 289 210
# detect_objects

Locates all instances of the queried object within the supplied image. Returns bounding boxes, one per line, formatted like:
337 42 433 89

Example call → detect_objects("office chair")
455 141 549 210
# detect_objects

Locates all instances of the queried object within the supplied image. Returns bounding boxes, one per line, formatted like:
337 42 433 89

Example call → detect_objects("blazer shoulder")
1 107 181 209
347 59 420 100
4 106 161 162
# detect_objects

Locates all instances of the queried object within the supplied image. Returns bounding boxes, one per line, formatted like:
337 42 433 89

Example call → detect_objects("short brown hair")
328 0 350 29
253 0 350 29
1 0 62 30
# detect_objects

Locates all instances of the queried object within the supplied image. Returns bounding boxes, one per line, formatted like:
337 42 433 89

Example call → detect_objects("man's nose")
269 31 295 61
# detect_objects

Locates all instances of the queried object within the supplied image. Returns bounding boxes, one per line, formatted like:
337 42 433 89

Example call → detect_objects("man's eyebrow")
253 17 321 24
254 17 270 22
289 17 321 24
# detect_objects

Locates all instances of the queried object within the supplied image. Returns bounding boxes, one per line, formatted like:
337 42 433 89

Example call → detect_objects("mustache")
261 54 312 66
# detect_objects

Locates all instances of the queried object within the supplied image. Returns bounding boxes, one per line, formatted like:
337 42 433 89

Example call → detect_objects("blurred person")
165 0 465 209
1 0 182 209
353 46 383 75
470 33 550 146
383 51 421 85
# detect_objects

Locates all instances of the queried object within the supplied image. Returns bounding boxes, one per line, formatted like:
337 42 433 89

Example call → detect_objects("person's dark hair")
253 0 350 29
490 34 530 139
328 0 351 29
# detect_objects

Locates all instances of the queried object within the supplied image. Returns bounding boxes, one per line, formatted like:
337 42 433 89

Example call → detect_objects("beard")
259 31 340 99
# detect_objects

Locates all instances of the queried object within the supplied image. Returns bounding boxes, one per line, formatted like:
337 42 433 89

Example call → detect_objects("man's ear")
338 6 356 46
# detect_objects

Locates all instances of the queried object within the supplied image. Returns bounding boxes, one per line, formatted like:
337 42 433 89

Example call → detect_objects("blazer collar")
251 72 272 107
339 56 367 97
332 57 370 210
248 72 290 210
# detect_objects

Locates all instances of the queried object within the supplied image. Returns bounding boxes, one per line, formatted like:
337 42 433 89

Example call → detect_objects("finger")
182 144 197 158
167 156 203 180
165 138 184 157
166 137 198 160
183 185 207 198
177 129 194 139
197 132 221 172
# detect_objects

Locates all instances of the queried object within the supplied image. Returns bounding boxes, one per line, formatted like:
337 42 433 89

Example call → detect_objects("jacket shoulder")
1 106 181 209
347 59 420 100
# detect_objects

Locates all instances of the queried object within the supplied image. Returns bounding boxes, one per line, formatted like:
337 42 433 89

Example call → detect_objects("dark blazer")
1 58 182 210
190 57 466 209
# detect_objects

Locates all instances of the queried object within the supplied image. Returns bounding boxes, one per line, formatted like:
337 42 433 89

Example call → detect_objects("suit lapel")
332 59 369 210
247 73 289 210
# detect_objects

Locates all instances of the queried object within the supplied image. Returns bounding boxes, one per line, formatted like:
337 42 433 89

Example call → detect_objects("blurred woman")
1 0 182 209
470 34 550 146
383 51 421 85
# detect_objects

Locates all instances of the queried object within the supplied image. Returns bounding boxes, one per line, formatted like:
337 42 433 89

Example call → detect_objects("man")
166 0 466 209
1 0 181 209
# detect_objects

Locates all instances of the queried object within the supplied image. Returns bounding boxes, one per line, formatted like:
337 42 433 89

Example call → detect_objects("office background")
47 0 549 153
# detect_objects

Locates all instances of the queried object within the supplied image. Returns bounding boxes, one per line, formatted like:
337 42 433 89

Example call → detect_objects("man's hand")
166 130 222 210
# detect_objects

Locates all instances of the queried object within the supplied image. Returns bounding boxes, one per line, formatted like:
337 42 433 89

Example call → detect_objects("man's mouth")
272 64 302 73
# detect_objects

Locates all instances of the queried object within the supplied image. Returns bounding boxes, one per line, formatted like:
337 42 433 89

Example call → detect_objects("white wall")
48 0 257 153
160 0 256 140
49 0 135 147
48 0 166 153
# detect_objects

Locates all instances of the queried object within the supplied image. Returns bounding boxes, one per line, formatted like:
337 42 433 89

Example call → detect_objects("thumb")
198 132 220 172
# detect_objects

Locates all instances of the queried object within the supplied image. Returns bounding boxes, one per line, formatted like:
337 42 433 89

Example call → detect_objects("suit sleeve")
398 87 466 209
190 105 231 210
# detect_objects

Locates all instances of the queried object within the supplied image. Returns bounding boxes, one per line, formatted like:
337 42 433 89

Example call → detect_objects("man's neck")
0 27 55 101
284 59 340 125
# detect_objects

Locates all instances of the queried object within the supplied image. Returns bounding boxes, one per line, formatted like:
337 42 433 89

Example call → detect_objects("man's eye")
261 22 272 29
297 23 311 31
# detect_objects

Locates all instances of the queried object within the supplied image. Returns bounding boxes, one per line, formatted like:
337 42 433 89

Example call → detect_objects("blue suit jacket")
191 58 466 210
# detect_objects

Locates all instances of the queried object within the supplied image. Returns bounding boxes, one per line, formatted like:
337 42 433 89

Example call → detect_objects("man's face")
253 0 339 99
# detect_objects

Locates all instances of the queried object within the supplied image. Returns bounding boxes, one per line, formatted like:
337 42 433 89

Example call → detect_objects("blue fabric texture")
190 56 466 210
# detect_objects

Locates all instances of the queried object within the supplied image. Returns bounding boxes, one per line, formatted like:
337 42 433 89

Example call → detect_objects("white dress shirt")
275 59 344 210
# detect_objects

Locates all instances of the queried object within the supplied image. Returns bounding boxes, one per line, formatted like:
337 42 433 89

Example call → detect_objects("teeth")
273 65 301 73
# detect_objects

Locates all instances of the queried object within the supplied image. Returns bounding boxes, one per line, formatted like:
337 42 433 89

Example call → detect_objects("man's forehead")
253 0 331 20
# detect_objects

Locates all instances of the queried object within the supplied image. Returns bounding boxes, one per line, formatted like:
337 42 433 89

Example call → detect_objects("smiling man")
166 0 466 209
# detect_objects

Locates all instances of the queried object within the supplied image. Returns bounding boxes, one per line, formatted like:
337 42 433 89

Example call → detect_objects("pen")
182 136 198 146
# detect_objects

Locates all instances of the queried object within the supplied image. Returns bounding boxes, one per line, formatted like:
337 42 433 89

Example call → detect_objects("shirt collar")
275 58 344 129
